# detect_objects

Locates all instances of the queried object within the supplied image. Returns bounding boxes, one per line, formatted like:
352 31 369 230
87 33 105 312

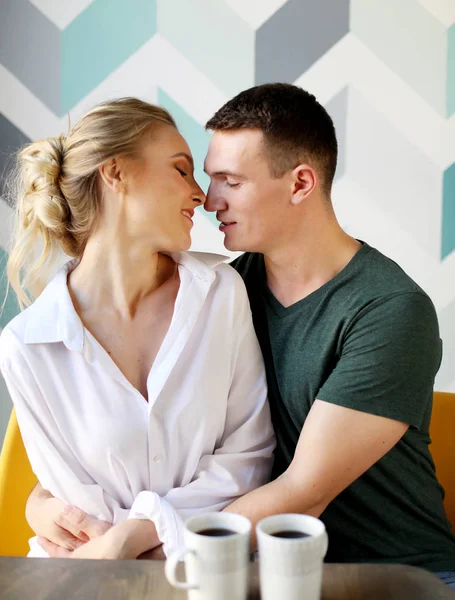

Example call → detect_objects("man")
26 84 455 582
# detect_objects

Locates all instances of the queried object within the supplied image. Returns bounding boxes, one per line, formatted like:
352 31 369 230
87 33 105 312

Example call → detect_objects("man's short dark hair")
206 83 338 196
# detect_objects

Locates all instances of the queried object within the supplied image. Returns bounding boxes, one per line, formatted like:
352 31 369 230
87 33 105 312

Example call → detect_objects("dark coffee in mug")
271 530 311 539
197 528 237 537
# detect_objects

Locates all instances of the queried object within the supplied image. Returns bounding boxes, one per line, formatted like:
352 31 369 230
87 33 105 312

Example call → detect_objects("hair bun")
19 136 70 239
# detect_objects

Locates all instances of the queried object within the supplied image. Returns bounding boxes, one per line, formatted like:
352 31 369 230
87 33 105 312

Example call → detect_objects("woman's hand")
39 519 161 560
29 484 111 552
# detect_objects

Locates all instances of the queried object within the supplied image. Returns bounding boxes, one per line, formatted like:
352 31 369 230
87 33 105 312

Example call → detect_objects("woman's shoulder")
183 251 247 289
0 313 28 368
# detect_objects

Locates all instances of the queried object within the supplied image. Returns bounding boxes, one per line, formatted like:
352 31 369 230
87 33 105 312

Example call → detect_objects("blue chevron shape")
0 0 156 117
0 247 20 329
158 88 218 227
62 0 157 114
441 162 455 260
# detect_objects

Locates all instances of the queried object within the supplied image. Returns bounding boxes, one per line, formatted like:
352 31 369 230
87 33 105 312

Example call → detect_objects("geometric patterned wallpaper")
0 0 454 441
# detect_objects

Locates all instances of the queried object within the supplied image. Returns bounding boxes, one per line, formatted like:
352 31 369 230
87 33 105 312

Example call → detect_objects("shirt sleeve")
1 283 275 557
129 280 276 555
317 292 442 428
0 358 131 526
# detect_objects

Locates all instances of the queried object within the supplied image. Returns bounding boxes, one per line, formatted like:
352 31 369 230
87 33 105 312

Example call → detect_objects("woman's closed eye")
177 167 187 177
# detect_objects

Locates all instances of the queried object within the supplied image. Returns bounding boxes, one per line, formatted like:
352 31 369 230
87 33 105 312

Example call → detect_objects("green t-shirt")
232 242 455 572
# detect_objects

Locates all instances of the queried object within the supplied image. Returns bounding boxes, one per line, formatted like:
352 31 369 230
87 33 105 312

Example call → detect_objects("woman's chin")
162 235 192 254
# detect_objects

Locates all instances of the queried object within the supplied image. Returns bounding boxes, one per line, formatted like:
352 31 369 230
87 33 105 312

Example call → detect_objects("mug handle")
165 546 199 590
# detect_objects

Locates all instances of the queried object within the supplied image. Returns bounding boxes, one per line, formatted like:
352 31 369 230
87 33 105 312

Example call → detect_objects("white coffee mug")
257 514 328 600
165 512 251 600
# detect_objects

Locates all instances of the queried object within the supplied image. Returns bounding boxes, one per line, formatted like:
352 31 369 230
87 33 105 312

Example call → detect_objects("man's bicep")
317 293 441 428
286 399 409 507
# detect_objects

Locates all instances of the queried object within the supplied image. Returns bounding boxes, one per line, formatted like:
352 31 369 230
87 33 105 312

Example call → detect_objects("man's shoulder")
229 252 261 280
362 246 423 292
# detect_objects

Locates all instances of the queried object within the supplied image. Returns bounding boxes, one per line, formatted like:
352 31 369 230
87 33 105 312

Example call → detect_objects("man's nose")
204 184 226 213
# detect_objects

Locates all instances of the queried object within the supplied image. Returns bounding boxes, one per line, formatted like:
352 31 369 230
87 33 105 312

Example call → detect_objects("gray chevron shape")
325 86 348 182
0 0 61 115
255 0 350 85
0 113 30 203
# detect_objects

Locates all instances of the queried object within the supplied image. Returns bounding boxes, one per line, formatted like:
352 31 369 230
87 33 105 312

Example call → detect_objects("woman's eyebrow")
170 152 194 169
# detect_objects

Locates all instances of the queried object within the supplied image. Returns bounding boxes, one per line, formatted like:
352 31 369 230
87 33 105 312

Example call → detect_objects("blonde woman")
0 98 275 559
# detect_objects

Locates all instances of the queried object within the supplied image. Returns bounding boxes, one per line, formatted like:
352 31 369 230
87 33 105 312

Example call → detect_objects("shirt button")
153 455 162 464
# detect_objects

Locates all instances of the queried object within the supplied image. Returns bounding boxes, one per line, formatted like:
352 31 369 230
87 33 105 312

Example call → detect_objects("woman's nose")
192 182 206 205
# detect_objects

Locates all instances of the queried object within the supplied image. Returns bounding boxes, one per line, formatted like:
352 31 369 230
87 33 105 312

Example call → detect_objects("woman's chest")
81 296 177 401
35 334 232 487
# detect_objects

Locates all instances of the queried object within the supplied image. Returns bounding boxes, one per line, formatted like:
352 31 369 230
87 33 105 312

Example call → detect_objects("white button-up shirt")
0 252 275 557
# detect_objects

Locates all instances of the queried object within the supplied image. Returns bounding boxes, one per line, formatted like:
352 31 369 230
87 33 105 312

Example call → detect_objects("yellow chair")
430 392 455 530
0 394 453 556
0 408 37 556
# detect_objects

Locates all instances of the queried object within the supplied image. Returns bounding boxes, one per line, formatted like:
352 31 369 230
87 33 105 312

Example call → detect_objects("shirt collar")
23 252 228 348
24 259 84 350
171 251 227 282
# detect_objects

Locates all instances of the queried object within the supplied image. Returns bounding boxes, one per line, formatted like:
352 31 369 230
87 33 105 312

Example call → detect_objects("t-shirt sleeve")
316 292 442 428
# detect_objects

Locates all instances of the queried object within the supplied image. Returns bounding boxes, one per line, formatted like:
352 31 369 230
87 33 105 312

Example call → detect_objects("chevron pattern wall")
1 0 455 441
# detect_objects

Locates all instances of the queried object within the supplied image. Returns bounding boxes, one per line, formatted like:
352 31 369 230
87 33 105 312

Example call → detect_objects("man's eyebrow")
171 152 194 168
203 168 245 178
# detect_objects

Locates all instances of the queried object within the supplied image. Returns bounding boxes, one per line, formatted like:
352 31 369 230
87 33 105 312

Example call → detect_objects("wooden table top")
0 557 453 600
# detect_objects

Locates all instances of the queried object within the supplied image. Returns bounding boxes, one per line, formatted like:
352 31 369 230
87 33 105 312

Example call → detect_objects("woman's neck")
68 231 177 320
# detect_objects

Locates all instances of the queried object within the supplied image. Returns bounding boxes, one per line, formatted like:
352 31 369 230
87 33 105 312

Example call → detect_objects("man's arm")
225 399 408 544
226 292 441 545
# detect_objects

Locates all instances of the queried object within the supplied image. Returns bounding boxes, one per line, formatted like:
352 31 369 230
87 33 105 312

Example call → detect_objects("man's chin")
223 236 241 252
223 235 258 254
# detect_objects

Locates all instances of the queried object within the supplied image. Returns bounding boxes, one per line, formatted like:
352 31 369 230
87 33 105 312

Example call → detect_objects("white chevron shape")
294 33 455 171
443 380 455 393
4 29 452 173
346 86 443 261
223 0 288 29
0 33 228 140
58 34 228 130
190 210 239 259
0 64 64 140
334 173 455 311
149 34 229 126
0 200 14 254
67 35 162 125
416 0 455 26
28 0 95 30
333 174 441 300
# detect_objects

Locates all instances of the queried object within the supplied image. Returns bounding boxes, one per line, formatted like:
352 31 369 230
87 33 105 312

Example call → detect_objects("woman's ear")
98 158 125 193
290 163 317 205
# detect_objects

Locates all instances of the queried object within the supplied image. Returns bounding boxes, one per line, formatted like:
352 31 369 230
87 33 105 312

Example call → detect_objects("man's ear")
290 163 317 205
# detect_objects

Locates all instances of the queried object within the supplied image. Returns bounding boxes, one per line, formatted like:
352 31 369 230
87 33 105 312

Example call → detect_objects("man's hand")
27 484 111 553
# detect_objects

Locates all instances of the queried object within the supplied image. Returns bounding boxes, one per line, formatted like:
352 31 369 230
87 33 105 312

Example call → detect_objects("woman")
0 98 275 559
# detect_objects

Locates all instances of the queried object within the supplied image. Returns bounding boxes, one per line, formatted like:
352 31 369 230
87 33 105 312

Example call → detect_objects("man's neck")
264 220 362 308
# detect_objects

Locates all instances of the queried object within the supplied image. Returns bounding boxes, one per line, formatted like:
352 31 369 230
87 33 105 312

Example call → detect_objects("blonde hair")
5 98 176 308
